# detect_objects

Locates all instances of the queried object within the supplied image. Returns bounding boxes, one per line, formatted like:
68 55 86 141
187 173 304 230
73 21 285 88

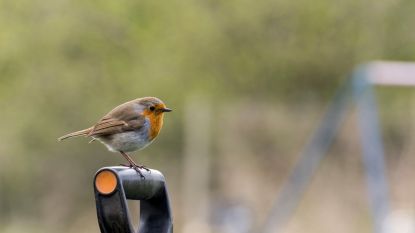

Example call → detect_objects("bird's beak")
162 107 172 112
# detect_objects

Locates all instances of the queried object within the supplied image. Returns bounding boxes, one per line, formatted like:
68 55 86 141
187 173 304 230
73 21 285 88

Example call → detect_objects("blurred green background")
1 0 415 232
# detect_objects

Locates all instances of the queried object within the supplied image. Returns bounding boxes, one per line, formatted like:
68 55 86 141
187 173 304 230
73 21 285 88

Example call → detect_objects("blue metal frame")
261 64 391 233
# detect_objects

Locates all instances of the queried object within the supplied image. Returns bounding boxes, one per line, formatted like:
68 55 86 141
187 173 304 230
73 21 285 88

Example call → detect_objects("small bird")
58 97 172 177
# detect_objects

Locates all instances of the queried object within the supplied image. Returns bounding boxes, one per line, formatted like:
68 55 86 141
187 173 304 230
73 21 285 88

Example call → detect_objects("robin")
58 97 172 177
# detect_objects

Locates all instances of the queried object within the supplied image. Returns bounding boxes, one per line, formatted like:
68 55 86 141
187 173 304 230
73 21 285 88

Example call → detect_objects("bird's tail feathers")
58 128 92 141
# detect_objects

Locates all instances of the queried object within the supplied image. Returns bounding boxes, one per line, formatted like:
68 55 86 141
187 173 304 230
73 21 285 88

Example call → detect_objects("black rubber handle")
94 167 173 233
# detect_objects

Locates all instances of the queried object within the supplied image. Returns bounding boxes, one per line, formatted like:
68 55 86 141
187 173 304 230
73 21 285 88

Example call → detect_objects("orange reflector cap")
95 170 117 195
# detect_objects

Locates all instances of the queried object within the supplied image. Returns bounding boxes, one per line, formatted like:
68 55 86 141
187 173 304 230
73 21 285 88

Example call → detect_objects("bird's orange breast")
143 110 164 141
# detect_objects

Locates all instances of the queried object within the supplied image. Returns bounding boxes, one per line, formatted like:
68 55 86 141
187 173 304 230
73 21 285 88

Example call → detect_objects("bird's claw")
138 165 151 172
131 165 146 179
120 163 148 179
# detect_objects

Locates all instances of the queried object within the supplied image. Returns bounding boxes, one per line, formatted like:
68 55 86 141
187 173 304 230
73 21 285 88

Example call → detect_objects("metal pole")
353 67 390 233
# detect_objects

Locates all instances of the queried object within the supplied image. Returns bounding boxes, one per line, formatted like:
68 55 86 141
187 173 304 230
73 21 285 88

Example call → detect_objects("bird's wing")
88 100 146 137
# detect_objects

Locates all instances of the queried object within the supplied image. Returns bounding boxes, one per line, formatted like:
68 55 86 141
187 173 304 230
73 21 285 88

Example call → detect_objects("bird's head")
138 97 172 117
138 97 171 140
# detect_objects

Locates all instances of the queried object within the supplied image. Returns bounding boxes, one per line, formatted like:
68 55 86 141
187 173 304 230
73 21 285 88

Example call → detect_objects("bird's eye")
149 106 155 111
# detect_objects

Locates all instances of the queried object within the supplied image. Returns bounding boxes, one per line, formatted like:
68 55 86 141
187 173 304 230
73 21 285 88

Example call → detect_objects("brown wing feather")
88 120 128 136
88 99 146 137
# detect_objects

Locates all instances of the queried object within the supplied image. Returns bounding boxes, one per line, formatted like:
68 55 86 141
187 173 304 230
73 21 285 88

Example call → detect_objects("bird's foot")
119 163 149 178
136 164 150 172
131 165 146 179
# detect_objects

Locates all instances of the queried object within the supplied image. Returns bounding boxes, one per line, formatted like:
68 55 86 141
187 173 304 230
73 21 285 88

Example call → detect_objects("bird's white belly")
97 131 152 153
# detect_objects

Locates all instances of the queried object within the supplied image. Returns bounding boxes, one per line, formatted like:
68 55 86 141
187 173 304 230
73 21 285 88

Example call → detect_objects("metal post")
94 167 173 233
353 68 390 233
260 62 414 233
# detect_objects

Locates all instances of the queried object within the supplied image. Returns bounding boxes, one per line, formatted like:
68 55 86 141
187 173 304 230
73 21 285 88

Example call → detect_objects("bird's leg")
120 151 150 171
119 151 150 175
119 151 145 178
